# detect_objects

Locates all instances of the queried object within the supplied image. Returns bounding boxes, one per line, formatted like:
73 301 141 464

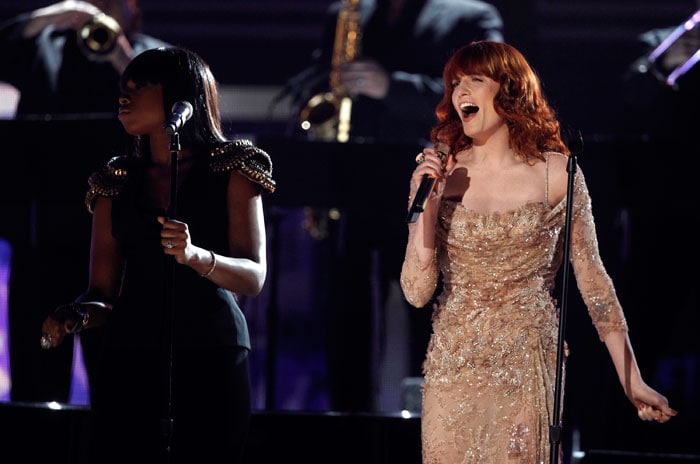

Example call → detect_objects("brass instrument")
634 9 700 88
299 0 361 142
78 13 122 57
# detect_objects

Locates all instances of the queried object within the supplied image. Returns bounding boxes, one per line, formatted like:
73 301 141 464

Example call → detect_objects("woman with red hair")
400 41 676 464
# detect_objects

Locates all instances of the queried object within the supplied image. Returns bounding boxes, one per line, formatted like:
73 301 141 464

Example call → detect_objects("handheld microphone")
406 142 450 223
164 101 193 135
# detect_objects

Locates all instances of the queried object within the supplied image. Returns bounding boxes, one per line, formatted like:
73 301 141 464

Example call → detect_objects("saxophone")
299 0 361 142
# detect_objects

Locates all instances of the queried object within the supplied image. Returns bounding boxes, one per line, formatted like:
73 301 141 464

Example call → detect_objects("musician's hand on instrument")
341 59 390 99
23 0 101 38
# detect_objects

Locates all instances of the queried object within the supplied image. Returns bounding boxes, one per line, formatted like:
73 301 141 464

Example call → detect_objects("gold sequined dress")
400 155 628 464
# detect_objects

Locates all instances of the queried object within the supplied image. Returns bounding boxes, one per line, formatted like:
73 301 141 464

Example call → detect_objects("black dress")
85 140 275 463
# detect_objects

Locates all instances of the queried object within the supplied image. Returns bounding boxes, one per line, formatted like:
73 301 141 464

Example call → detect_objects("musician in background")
0 0 167 119
621 3 700 139
614 5 699 434
285 0 505 145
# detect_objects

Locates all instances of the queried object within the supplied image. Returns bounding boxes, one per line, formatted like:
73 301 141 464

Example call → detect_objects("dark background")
0 1 698 463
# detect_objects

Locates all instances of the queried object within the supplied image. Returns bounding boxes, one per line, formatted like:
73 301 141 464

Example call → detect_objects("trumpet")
299 0 361 142
78 12 122 57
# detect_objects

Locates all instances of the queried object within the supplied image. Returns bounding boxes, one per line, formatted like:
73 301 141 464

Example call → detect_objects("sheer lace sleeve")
570 167 628 340
400 244 438 308
400 180 439 308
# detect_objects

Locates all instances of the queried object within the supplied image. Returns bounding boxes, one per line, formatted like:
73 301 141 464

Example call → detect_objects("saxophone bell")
300 91 343 132
298 0 361 142
79 13 122 58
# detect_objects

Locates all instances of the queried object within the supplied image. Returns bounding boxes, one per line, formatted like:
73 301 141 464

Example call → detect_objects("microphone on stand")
406 141 450 223
164 101 193 135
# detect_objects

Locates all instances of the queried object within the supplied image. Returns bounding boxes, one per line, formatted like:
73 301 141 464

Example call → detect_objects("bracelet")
54 303 89 333
200 250 217 277
69 306 89 333
79 301 114 311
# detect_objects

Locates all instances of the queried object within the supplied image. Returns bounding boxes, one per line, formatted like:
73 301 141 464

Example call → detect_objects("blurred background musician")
281 0 505 145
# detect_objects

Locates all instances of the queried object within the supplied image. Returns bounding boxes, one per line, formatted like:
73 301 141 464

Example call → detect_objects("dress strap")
545 153 550 206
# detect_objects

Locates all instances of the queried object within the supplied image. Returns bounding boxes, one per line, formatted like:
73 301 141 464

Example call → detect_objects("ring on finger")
416 153 426 164
40 333 52 350
166 239 174 249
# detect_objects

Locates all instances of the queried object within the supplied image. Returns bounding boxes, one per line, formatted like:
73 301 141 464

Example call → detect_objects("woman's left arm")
567 167 676 423
603 330 677 422
159 170 267 295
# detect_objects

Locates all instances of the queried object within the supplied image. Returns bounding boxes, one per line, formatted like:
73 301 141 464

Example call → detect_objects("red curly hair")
431 41 569 162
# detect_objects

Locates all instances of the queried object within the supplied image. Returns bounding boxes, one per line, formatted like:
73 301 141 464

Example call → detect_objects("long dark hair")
119 46 226 156
431 41 569 162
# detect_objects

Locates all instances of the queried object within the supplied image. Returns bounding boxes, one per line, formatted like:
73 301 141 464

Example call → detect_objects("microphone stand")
161 131 180 463
549 132 582 464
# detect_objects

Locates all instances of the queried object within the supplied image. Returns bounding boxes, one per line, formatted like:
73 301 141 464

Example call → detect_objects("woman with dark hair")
40 46 275 463
400 41 676 463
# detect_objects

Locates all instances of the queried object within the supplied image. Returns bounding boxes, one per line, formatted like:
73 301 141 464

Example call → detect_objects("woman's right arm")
41 196 123 346
84 196 124 305
399 147 445 307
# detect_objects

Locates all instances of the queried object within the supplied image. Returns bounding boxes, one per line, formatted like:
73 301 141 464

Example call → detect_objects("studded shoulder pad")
208 140 275 193
85 156 131 213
